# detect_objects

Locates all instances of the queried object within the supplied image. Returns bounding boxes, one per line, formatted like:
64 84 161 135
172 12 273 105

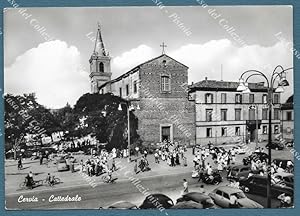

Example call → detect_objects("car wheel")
244 187 250 193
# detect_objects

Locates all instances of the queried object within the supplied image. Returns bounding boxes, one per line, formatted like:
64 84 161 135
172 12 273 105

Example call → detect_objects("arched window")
99 62 104 72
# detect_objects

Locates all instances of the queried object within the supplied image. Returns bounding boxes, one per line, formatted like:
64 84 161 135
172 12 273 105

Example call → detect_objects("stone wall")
132 55 196 145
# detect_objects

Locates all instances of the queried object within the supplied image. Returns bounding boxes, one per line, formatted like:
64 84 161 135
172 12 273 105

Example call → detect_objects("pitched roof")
98 54 188 89
189 79 269 92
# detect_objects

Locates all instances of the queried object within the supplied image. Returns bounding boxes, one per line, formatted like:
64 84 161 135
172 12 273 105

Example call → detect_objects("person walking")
154 151 159 164
111 158 116 171
182 155 187 167
198 166 204 182
18 157 23 170
134 160 138 174
175 153 180 165
198 185 206 194
182 179 189 195
229 194 238 208
144 150 148 158
171 154 175 167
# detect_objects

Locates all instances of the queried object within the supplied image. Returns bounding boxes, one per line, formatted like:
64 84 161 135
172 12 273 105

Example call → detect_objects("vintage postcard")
3 5 294 211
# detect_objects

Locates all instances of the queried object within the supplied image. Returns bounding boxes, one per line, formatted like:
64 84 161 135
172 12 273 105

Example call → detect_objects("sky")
4 6 293 108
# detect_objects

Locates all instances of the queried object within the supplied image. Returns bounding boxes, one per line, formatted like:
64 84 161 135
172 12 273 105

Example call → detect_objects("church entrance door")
161 126 171 142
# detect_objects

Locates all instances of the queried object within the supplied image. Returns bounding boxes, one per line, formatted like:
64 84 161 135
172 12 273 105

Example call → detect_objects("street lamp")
249 105 259 148
237 65 292 208
118 102 140 162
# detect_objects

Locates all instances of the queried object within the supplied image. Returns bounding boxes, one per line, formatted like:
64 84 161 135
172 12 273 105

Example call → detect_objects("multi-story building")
281 95 294 140
189 78 282 145
91 25 195 145
89 24 288 147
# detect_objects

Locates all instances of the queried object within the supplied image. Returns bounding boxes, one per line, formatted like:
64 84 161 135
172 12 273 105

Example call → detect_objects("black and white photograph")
3 5 295 210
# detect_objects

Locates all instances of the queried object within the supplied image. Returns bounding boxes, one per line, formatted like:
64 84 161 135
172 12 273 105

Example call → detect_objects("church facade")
89 25 196 146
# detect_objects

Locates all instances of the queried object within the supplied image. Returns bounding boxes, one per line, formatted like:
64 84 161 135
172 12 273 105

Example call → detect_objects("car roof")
273 158 292 162
215 186 242 194
184 192 210 199
147 193 171 199
253 152 267 155
250 174 267 179
275 173 294 177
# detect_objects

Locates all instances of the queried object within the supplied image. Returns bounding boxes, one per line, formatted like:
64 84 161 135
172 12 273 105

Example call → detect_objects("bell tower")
89 23 112 93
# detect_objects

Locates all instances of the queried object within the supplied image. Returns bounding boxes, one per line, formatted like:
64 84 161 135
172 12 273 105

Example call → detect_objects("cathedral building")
89 24 196 146
89 24 288 147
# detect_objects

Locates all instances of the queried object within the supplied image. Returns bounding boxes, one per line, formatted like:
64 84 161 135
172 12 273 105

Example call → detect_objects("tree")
4 93 60 159
73 93 140 150
5 93 40 159
50 103 75 142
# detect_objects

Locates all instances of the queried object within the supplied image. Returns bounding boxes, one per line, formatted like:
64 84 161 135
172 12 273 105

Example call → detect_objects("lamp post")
249 105 259 148
236 65 292 208
118 102 140 162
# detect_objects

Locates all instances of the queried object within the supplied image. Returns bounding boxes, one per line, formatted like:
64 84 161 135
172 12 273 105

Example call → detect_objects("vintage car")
266 141 284 150
243 152 268 165
234 145 247 154
209 186 263 208
56 158 70 172
139 193 174 209
239 174 293 198
176 192 217 209
273 159 294 170
171 200 204 209
106 201 138 209
274 172 294 188
227 165 251 181
221 144 247 154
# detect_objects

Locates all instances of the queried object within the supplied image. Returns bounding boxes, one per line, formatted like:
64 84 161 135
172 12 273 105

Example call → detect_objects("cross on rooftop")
160 42 167 54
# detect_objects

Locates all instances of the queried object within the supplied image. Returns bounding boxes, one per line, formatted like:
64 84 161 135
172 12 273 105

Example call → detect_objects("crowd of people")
150 141 188 167
18 138 294 208
77 148 117 177
192 144 239 179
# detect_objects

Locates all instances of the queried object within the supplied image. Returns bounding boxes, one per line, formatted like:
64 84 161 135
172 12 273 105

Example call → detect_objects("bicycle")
102 175 117 184
19 179 44 190
44 177 61 186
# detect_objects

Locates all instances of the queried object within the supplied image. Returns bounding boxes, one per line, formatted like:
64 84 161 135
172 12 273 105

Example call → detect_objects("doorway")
160 124 173 142
161 126 171 142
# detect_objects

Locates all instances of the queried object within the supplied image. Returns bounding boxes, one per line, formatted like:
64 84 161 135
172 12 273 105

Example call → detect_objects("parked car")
171 200 203 209
209 186 263 208
239 174 293 198
284 138 294 147
139 194 174 209
106 201 138 209
243 152 268 165
274 173 294 188
212 146 226 154
221 144 247 154
56 158 69 172
227 165 251 181
273 159 294 170
266 141 284 150
176 192 217 209
274 137 294 147
234 145 247 154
